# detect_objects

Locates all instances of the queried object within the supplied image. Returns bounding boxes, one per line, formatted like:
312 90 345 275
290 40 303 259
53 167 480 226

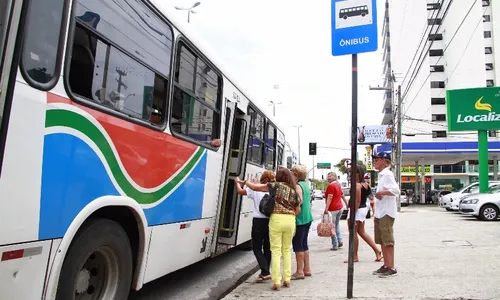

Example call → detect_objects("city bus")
339 5 369 19
0 0 287 299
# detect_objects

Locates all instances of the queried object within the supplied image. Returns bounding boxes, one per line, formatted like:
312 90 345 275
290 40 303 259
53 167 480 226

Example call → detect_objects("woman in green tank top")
290 165 314 279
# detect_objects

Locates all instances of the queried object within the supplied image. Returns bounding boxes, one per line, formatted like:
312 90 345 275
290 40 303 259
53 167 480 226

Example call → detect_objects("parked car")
400 191 409 206
313 189 323 199
459 185 500 221
439 181 500 211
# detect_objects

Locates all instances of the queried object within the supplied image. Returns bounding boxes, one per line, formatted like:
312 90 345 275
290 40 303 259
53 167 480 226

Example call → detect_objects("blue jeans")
330 209 343 249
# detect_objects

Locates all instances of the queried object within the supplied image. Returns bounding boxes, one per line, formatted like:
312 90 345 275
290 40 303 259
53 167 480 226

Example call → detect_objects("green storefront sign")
447 86 500 192
447 86 500 131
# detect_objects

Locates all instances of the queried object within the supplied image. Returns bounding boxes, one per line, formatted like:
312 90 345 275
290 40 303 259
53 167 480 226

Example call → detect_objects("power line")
401 0 454 101
403 1 485 116
400 1 446 88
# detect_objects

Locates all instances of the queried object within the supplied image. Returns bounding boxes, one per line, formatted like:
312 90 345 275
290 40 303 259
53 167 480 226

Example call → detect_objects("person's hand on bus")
234 177 245 185
210 139 222 148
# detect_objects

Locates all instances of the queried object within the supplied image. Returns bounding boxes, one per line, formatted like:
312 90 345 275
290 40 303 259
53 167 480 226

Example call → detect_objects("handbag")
259 184 276 217
317 213 336 237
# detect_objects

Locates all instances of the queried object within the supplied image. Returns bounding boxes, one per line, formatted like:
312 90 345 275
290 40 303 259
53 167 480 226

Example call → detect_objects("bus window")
247 107 265 165
265 123 276 170
67 0 172 125
171 44 222 145
21 0 68 88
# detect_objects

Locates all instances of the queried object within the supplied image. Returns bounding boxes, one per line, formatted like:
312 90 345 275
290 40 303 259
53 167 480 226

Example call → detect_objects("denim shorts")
292 222 312 252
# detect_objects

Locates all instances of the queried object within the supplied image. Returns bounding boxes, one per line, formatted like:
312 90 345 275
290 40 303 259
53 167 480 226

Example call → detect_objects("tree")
309 178 328 191
335 159 366 175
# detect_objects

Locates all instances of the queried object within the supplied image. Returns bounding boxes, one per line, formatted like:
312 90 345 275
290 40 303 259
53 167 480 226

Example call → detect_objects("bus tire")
55 218 133 300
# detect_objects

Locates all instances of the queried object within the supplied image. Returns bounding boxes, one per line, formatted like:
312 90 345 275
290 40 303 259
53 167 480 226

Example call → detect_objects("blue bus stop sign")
331 0 378 56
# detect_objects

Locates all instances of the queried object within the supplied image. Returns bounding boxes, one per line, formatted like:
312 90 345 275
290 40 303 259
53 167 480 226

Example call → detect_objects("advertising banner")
356 125 392 144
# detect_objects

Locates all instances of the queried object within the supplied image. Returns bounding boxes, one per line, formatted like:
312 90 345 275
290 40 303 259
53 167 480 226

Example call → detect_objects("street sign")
317 162 331 169
447 86 500 131
344 159 351 169
331 0 378 56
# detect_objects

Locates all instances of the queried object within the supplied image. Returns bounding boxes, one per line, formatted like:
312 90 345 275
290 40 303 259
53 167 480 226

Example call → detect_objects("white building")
379 0 500 192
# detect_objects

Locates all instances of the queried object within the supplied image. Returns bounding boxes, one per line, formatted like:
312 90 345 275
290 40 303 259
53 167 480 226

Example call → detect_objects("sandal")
291 274 305 280
344 259 359 263
256 274 271 283
304 272 312 277
375 252 384 262
283 281 291 288
271 283 281 291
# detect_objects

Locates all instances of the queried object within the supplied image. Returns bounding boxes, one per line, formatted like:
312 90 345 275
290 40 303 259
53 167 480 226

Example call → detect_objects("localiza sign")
447 87 500 131
356 125 392 144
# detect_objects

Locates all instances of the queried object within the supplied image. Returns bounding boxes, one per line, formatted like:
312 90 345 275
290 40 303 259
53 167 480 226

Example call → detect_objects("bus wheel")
343 15 347 19
362 13 366 17
56 218 133 300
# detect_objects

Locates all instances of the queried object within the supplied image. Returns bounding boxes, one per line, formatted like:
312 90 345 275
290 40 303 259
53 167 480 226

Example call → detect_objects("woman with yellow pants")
237 168 301 290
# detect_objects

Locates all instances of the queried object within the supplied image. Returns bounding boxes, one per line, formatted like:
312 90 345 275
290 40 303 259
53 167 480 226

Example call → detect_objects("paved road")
128 246 257 300
224 203 500 300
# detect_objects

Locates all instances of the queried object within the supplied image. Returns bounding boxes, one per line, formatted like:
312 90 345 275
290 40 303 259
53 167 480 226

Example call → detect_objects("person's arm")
341 194 348 207
295 185 303 215
236 177 269 192
234 178 248 196
375 172 400 199
324 185 334 214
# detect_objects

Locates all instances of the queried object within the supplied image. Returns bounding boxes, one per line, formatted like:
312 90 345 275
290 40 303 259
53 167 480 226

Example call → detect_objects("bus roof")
150 0 284 133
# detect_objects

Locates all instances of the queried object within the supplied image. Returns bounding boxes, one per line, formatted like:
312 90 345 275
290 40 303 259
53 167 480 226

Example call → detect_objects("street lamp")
293 125 303 164
174 2 201 23
269 100 282 117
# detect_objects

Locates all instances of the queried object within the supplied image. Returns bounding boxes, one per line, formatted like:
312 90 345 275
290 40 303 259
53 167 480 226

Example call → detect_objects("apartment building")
378 0 500 191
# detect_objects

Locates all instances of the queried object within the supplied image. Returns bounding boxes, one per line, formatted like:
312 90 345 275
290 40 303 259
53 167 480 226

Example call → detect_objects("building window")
431 97 446 105
428 33 443 41
489 131 497 137
431 81 445 88
486 63 494 71
428 18 442 25
484 15 491 22
484 31 492 38
171 44 221 145
68 0 174 127
483 0 490 6
433 131 447 138
487 80 495 87
248 107 265 165
429 49 444 56
432 114 446 121
485 47 493 54
427 3 441 10
430 65 445 72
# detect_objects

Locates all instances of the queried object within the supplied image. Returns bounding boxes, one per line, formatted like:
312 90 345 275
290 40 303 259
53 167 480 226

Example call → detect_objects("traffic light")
309 142 317 155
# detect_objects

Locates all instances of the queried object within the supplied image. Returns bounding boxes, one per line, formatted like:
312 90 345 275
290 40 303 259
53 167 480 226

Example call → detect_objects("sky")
163 0 387 179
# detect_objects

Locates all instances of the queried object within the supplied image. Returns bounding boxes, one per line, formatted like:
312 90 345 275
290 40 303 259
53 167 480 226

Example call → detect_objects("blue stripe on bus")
38 133 206 239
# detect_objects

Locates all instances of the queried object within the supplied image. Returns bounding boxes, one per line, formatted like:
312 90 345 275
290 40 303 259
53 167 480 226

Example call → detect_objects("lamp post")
269 100 282 117
174 2 201 23
293 125 303 164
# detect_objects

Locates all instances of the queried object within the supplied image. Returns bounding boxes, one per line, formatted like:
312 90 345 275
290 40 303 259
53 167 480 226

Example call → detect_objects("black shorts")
292 222 312 252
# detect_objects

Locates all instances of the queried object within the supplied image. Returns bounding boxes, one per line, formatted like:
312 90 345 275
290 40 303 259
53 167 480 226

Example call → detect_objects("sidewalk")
223 205 500 300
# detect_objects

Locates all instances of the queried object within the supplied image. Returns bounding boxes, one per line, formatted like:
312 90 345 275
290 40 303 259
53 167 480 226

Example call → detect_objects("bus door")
217 108 250 246
0 0 24 173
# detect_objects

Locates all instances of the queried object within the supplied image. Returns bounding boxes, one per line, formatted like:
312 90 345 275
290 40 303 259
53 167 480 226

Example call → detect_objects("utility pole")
395 85 402 212
293 125 303 164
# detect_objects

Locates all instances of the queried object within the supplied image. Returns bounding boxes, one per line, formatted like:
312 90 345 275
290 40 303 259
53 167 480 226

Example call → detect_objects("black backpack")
259 184 277 217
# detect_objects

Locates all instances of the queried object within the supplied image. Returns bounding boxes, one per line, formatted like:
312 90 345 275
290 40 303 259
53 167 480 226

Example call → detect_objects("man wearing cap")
372 152 400 277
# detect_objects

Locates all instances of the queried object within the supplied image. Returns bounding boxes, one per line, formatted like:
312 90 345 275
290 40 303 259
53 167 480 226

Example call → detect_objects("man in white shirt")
372 152 400 277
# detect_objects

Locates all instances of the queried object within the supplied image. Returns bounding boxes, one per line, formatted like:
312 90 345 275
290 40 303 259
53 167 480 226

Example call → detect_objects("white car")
400 191 409 206
313 189 323 199
440 181 500 211
460 185 500 221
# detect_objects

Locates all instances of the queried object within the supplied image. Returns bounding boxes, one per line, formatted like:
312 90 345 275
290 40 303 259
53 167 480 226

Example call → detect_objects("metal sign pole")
347 53 358 299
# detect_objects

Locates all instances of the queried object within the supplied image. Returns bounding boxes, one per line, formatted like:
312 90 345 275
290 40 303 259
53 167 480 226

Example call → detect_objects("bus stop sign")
331 0 378 56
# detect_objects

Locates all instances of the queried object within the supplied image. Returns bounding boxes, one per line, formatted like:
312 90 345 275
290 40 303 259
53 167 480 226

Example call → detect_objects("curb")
217 264 259 300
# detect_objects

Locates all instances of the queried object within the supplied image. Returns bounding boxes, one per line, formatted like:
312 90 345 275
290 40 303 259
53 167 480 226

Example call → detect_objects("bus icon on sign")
339 5 369 19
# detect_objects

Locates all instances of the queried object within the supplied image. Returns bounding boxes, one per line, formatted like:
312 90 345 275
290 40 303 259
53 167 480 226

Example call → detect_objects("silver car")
460 185 500 221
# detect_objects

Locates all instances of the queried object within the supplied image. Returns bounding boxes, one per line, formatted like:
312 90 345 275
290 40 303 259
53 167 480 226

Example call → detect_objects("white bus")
0 0 286 299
